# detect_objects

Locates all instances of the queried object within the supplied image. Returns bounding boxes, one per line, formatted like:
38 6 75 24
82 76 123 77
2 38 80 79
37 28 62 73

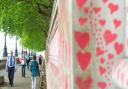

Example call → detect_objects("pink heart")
104 30 117 45
76 51 91 71
108 53 114 60
84 7 89 14
100 58 105 64
99 19 106 27
77 0 87 9
93 7 101 14
99 66 106 76
96 47 104 56
114 42 123 55
102 0 108 3
76 76 92 89
98 81 107 89
79 17 88 26
75 31 90 48
108 3 119 14
113 19 121 28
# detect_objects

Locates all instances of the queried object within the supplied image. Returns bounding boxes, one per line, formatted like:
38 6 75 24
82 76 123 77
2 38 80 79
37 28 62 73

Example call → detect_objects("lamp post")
15 37 18 57
3 32 8 57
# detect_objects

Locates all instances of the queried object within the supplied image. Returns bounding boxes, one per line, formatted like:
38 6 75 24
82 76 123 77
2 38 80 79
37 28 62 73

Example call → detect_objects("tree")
0 0 54 51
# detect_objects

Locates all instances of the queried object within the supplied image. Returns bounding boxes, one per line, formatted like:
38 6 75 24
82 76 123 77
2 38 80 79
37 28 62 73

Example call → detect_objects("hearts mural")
97 81 107 89
114 42 123 55
113 19 121 28
102 0 108 4
100 58 105 64
76 75 92 89
75 31 90 48
99 19 106 27
104 30 117 45
99 66 106 76
76 51 91 71
76 0 87 9
84 7 89 14
108 3 119 14
96 47 104 56
108 53 114 60
79 16 88 26
93 7 101 14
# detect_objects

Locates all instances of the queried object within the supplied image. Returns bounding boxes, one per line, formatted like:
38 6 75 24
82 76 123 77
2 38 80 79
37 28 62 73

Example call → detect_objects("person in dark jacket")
30 55 40 89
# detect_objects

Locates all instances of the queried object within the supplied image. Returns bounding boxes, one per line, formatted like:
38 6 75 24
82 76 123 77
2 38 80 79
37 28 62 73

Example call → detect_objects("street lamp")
15 36 18 57
3 32 8 57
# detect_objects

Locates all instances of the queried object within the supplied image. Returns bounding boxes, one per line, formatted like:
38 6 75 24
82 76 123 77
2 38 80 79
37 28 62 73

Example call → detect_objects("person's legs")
22 65 26 77
24 65 26 77
22 65 24 77
8 68 11 85
31 77 34 89
11 68 15 86
33 77 37 89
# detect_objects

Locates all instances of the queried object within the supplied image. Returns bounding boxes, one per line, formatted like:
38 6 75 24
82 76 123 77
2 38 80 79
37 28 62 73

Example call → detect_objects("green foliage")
0 0 53 51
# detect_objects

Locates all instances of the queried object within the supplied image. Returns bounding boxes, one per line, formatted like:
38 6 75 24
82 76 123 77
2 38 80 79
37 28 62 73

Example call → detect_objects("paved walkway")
0 66 31 89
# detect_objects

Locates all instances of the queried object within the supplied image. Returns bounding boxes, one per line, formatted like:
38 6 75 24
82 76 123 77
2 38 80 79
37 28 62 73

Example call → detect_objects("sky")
0 32 22 58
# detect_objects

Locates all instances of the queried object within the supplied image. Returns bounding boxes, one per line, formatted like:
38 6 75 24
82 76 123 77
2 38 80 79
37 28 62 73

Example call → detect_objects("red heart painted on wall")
76 51 91 71
84 7 89 14
99 19 106 27
99 66 106 76
108 53 114 60
93 7 101 14
104 30 117 45
108 3 119 14
98 81 107 89
102 0 108 3
113 19 121 28
96 47 104 56
79 17 88 26
75 31 90 48
76 75 92 89
100 58 105 64
77 0 87 9
114 42 123 55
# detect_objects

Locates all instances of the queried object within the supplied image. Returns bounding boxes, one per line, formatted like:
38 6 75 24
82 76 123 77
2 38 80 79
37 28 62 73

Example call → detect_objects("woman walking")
30 55 40 89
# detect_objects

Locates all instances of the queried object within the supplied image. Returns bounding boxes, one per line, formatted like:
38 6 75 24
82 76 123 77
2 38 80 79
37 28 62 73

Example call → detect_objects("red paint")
84 7 89 14
102 0 108 3
113 19 121 28
114 42 123 55
108 3 119 14
97 81 107 89
108 53 114 60
77 0 87 9
93 7 101 14
100 58 105 64
104 30 117 45
75 31 90 48
99 19 106 27
76 51 91 71
96 47 104 56
79 16 88 26
76 76 92 89
99 66 106 76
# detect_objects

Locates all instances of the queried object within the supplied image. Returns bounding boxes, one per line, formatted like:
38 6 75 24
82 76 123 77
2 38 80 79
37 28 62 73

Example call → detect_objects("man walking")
6 51 16 87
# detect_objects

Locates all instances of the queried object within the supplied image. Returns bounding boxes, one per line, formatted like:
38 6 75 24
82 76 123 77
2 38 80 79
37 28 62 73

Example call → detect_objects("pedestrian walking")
21 53 27 78
38 55 42 66
6 51 17 87
30 55 40 89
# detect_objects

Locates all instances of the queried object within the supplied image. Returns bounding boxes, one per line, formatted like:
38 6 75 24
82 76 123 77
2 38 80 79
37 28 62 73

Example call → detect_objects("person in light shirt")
6 51 17 87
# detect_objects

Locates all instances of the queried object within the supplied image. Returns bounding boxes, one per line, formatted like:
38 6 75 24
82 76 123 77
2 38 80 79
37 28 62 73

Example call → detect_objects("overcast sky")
0 32 22 57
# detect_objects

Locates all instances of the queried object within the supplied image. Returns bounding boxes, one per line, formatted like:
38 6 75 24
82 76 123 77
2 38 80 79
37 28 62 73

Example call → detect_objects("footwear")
11 84 13 87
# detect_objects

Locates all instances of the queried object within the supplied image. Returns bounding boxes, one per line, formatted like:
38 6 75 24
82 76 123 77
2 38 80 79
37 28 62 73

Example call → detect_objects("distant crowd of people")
6 51 43 89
